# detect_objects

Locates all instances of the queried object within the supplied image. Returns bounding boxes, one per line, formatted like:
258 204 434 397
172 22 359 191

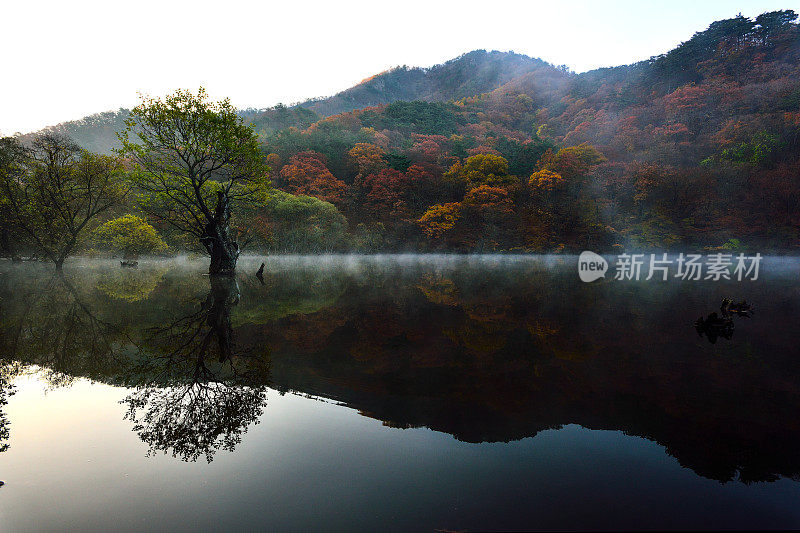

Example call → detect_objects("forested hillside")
294 50 561 117
251 11 800 252
26 50 561 155
9 10 800 254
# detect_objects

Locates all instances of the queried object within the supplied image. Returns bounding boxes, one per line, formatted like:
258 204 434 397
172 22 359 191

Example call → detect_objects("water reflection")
121 275 270 462
694 297 756 343
0 257 799 482
0 267 271 462
0 367 14 453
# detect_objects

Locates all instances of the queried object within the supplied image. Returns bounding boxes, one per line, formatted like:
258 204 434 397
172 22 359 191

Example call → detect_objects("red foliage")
277 151 347 205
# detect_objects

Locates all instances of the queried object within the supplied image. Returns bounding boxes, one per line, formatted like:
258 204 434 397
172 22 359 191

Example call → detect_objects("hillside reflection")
0 257 799 480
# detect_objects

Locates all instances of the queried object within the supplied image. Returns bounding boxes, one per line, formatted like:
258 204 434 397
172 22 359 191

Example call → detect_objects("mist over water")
1 255 799 531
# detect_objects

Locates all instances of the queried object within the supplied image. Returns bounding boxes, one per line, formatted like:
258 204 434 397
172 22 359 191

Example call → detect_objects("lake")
0 255 799 531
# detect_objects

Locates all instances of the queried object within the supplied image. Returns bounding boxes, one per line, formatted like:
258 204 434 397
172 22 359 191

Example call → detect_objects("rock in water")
256 262 265 285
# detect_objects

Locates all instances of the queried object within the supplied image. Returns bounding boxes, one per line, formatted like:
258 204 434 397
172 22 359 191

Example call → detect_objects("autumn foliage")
276 151 346 205
251 10 800 252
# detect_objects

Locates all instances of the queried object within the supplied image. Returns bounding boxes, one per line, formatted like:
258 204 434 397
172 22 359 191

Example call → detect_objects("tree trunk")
201 191 239 275
206 275 240 362
0 228 14 259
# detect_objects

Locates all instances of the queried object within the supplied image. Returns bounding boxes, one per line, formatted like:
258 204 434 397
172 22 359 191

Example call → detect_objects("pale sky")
1 0 797 134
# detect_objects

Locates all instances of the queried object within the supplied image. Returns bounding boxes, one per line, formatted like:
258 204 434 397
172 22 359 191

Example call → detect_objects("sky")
1 0 798 134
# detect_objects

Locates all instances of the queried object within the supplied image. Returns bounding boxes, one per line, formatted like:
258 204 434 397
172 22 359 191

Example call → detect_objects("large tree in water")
119 88 266 275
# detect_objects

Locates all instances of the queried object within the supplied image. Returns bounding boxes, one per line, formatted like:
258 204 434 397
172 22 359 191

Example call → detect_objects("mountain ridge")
19 49 567 152
293 50 563 117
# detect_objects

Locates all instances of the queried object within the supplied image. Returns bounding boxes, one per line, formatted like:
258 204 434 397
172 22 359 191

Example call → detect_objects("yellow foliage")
444 153 518 188
529 168 565 190
417 203 462 239
348 143 387 175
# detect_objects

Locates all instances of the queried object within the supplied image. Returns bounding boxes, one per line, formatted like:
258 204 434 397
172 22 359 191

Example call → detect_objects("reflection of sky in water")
4 374 800 532
1 255 799 531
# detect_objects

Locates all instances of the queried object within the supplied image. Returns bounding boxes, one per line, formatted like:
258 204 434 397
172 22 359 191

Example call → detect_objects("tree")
247 191 348 252
118 88 267 275
755 10 798 45
0 137 27 258
93 215 168 260
418 202 462 240
348 143 387 176
444 154 518 190
276 151 346 204
0 134 126 269
537 144 606 181
357 168 410 222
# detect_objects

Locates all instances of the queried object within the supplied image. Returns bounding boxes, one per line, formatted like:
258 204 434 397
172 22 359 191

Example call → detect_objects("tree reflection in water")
0 272 130 387
0 268 271 463
122 276 270 463
0 259 799 481
0 367 15 453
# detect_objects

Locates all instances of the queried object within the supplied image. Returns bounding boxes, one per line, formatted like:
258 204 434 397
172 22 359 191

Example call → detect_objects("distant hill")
19 107 273 154
23 50 564 153
293 50 563 117
19 109 131 154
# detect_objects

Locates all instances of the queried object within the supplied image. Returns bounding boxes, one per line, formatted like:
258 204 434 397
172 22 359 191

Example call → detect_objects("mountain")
24 50 564 153
255 10 800 251
293 50 563 117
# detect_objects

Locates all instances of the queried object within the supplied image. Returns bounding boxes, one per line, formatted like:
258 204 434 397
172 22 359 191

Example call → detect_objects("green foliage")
720 132 782 166
118 88 268 238
118 88 268 273
360 101 461 135
248 104 320 137
721 238 747 251
248 191 348 252
384 152 411 171
268 122 364 179
353 222 387 251
93 215 168 258
0 134 127 266
495 136 554 177
778 88 800 111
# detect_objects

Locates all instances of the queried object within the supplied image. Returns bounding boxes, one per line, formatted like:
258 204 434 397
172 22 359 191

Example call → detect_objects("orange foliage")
277 151 347 204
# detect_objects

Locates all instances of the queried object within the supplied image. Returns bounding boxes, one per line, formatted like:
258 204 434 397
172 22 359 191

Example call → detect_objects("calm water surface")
0 255 799 531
